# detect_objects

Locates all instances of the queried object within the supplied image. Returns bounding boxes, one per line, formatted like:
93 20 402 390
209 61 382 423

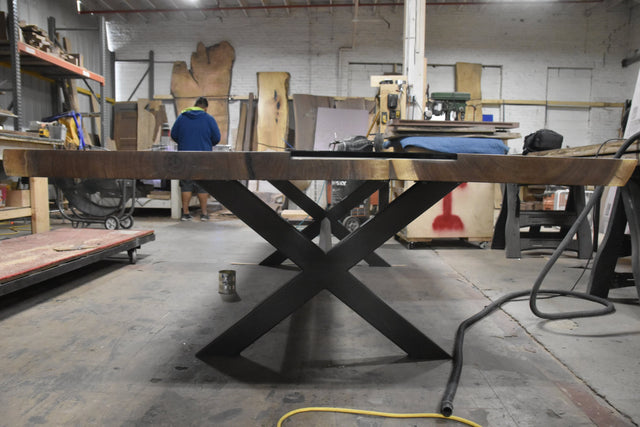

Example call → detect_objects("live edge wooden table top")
3 149 637 362
2 149 635 185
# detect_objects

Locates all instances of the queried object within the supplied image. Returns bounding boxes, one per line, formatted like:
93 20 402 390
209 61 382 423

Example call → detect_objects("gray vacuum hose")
440 130 640 417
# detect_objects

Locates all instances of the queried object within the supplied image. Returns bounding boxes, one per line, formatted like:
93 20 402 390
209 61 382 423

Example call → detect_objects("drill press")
426 92 471 121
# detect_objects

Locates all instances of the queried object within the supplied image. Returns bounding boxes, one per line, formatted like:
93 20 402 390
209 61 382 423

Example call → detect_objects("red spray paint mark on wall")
432 183 467 231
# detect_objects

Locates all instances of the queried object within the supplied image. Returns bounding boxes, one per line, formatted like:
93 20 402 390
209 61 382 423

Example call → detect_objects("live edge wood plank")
3 149 636 187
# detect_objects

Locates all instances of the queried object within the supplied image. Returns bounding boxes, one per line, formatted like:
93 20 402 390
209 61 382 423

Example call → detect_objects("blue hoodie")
170 107 221 151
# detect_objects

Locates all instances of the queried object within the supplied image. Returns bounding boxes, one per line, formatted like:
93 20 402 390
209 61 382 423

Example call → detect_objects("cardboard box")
6 190 31 207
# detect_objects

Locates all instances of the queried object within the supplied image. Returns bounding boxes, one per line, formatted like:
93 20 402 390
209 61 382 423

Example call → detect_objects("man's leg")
194 182 210 221
181 191 192 214
198 192 208 216
179 179 194 216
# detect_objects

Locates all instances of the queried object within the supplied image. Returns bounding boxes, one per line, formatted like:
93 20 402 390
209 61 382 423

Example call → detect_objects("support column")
148 50 155 99
99 16 106 147
403 0 426 120
170 179 181 219
8 0 22 130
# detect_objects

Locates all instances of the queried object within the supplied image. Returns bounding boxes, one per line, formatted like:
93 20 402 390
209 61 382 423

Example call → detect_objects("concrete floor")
1 212 639 426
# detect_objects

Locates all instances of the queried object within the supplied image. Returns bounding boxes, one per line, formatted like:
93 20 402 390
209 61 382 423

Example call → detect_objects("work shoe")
200 214 210 221
181 213 193 221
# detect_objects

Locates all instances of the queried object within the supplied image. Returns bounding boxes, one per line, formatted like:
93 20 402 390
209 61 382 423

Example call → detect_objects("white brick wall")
6 1 638 152
109 2 636 150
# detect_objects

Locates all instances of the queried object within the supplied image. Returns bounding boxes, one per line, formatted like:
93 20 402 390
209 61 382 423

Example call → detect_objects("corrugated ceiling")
77 0 607 20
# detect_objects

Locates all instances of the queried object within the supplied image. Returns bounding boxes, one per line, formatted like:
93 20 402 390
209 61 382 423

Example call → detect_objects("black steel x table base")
196 179 459 361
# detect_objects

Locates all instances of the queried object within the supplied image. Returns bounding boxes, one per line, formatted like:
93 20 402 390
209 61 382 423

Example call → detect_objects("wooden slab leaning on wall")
171 41 235 145
456 62 482 122
257 72 290 151
292 94 333 151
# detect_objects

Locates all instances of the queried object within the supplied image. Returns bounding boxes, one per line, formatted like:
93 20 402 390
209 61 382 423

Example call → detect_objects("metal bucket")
218 270 236 295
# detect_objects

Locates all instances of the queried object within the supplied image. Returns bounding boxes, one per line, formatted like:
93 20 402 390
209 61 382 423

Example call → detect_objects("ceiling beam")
122 0 150 22
143 0 168 20
96 0 127 22
79 0 606 15
282 0 291 15
260 0 271 16
236 0 250 17
167 0 190 20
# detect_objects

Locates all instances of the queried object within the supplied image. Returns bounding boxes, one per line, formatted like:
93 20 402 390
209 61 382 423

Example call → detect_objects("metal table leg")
588 189 627 298
260 180 390 267
620 177 640 298
588 171 640 298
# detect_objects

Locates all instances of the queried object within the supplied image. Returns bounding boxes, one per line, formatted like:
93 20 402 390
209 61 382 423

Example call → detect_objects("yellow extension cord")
277 407 482 427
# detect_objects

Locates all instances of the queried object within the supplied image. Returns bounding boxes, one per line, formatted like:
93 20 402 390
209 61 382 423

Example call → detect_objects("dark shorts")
179 180 208 194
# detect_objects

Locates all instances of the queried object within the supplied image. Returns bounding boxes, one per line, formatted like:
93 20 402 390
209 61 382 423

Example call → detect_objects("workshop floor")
0 212 639 426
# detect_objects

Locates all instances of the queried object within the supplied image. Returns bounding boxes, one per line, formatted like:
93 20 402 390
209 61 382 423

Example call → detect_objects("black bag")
522 129 563 154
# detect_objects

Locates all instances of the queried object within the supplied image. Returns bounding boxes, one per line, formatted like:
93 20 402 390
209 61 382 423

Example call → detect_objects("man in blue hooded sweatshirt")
171 97 221 221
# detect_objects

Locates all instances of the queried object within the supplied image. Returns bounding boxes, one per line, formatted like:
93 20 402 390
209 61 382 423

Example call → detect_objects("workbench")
3 149 635 360
0 131 64 233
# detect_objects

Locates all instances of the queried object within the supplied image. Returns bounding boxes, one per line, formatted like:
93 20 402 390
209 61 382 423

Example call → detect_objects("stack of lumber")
18 22 80 65
384 119 520 141
20 24 54 52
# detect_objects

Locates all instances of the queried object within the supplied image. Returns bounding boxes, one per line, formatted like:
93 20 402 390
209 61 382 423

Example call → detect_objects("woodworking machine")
374 78 407 133
426 92 470 121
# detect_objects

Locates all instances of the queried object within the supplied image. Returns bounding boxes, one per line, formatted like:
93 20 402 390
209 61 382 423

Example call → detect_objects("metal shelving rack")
0 0 107 232
1 0 107 144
